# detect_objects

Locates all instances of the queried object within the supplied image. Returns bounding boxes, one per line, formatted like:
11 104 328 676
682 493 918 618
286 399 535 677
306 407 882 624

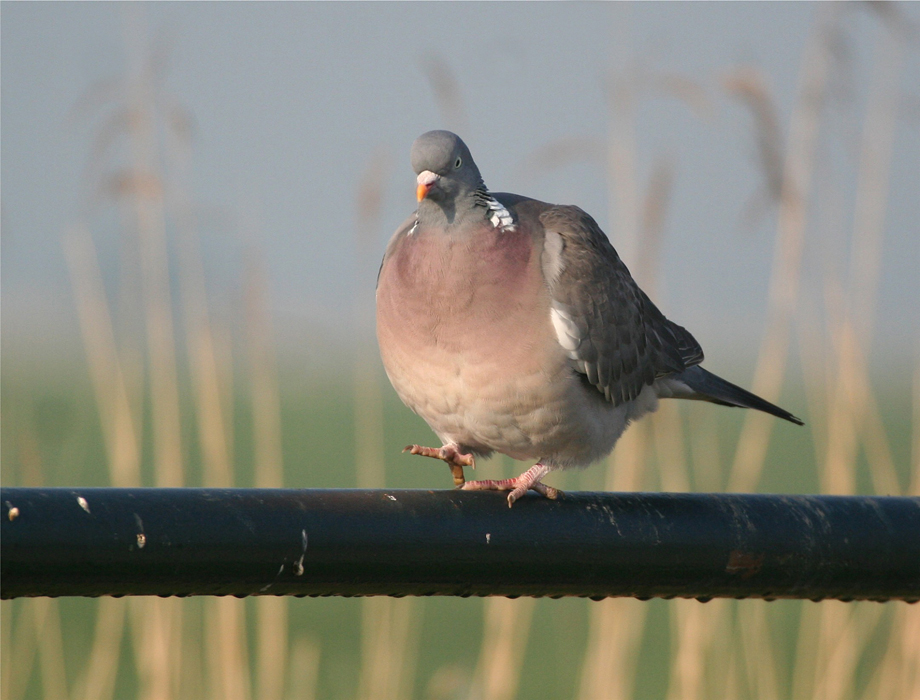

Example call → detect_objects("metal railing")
2 487 918 602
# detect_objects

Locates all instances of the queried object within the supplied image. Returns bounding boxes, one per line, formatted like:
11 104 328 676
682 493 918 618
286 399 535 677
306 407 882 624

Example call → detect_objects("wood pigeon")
376 130 802 507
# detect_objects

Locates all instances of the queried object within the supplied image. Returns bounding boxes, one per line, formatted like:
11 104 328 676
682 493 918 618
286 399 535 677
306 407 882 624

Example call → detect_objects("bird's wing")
539 205 704 406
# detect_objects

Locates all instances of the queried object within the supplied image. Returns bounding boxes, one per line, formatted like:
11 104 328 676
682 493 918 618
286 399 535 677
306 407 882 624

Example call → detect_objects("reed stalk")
72 599 126 700
120 8 185 698
471 598 537 700
32 599 69 700
243 253 289 700
728 4 839 494
287 636 321 700
63 227 141 488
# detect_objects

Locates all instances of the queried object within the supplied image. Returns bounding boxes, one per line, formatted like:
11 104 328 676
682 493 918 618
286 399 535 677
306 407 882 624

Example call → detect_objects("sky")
2 2 918 374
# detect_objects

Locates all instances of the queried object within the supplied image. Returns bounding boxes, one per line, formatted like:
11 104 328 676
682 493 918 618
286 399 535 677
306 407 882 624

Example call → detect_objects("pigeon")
375 130 802 507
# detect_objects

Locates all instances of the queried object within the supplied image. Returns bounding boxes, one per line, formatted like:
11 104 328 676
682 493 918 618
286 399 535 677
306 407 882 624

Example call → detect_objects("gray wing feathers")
540 205 704 407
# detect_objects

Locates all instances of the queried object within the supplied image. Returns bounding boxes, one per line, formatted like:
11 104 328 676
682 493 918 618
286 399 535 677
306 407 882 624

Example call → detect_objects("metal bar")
2 487 918 602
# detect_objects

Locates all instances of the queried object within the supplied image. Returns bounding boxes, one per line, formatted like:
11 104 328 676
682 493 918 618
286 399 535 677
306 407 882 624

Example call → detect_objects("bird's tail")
673 365 804 425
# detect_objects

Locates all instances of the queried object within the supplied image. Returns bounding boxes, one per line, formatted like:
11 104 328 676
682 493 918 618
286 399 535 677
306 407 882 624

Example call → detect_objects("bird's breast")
378 224 545 359
376 223 569 446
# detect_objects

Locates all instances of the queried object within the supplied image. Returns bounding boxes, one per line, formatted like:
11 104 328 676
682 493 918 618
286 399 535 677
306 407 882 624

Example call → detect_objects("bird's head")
410 130 484 205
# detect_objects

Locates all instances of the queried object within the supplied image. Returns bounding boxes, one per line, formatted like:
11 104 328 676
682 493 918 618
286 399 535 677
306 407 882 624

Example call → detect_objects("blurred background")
2 3 918 699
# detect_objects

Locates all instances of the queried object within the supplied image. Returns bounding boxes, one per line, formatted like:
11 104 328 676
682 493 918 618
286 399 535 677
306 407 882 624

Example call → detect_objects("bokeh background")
2 3 918 700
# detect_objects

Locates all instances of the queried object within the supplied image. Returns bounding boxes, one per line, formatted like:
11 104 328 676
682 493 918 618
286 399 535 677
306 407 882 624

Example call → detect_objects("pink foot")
403 443 474 487
461 463 562 507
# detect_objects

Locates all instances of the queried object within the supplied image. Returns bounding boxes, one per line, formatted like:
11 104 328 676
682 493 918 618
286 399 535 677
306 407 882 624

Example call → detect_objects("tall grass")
2 4 918 699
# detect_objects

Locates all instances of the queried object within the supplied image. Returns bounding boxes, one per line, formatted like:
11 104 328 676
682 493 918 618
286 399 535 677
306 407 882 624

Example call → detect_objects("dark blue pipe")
2 488 918 602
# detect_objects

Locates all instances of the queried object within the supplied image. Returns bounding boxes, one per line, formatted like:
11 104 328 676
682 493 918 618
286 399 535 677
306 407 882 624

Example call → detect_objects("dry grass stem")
73 598 126 700
821 319 861 495
665 598 727 700
687 406 723 492
4 603 38 700
577 598 648 700
121 7 183 492
205 598 252 700
287 636 322 700
354 153 389 490
848 26 904 341
120 10 187 699
63 227 141 488
33 599 70 700
162 49 262 700
818 13 904 498
723 67 785 203
654 403 689 492
243 254 285 490
255 595 288 700
240 252 289 700
809 603 871 700
240 252 290 700
1 601 13 700
578 413 649 698
738 603 780 700
722 631 741 700
795 294 832 478
865 605 920 700
791 602 823 700
651 73 713 122
471 597 536 700
128 598 181 700
902 606 920 699
729 4 840 493
356 598 421 700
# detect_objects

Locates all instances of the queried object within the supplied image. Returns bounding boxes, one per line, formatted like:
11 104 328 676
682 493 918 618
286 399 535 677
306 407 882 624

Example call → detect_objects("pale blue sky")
2 2 918 372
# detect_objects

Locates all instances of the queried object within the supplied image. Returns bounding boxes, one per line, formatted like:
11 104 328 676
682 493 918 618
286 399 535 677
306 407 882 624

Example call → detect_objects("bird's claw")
461 462 561 507
403 444 474 487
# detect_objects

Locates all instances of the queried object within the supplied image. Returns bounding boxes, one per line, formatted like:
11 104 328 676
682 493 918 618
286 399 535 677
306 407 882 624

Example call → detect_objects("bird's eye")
454 157 462 169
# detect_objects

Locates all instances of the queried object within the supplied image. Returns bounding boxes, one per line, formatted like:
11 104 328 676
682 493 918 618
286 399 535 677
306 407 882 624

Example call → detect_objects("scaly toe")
507 488 526 508
531 483 562 500
403 444 473 487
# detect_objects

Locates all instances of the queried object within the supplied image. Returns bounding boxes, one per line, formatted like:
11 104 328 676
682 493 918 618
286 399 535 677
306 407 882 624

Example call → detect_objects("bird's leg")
461 462 562 507
402 443 474 487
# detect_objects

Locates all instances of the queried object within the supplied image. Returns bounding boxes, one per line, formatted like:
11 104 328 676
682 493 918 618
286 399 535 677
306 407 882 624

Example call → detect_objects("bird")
375 130 803 507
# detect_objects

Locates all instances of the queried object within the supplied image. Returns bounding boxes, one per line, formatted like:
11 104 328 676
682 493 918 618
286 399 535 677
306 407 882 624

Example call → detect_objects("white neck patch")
484 195 515 232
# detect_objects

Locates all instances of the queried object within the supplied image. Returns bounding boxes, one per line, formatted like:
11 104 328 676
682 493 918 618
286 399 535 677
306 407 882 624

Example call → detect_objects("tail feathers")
673 365 804 426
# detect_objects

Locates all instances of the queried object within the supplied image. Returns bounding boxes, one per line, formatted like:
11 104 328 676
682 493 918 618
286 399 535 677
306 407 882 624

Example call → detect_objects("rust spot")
726 550 764 579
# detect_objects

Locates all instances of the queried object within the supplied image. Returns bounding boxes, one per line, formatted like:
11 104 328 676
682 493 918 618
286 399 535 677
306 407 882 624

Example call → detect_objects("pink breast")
378 224 547 363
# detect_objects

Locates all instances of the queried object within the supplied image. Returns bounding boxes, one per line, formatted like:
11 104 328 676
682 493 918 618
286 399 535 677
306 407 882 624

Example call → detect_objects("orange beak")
416 171 439 202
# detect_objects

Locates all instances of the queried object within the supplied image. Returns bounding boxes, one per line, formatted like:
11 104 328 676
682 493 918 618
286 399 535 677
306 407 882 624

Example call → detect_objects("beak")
416 170 440 202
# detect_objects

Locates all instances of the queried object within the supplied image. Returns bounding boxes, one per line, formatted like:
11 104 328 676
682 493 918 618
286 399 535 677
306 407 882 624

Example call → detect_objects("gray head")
410 131 485 208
